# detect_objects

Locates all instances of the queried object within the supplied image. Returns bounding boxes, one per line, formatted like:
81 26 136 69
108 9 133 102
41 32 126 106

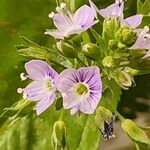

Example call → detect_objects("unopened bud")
57 41 77 58
82 43 100 60
108 40 118 50
116 26 136 47
51 120 66 149
102 56 114 68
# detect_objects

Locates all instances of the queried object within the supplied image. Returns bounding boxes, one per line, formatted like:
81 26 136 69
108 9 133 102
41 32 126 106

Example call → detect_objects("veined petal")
130 36 146 49
53 13 73 32
121 15 143 29
142 38 150 49
25 60 58 81
89 0 99 18
99 4 117 18
57 68 79 93
23 81 45 101
70 105 79 115
36 93 56 115
73 5 95 27
63 88 81 109
67 20 98 35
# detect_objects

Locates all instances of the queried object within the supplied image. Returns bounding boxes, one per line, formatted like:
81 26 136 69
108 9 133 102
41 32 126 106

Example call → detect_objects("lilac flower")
121 14 143 29
57 66 102 114
89 0 143 29
130 26 150 59
89 0 124 18
18 60 58 115
45 3 98 39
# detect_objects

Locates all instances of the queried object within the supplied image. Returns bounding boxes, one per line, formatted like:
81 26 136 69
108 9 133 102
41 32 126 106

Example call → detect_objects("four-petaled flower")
130 26 150 59
45 3 98 39
57 66 102 114
18 60 58 115
89 0 143 29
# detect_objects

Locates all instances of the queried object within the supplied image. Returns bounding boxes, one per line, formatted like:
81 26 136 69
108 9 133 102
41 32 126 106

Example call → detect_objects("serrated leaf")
122 119 150 145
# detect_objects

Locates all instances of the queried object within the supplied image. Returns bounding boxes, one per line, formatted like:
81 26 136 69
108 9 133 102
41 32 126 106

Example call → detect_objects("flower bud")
51 120 66 149
82 43 100 60
95 107 115 140
108 40 118 50
116 26 136 47
102 56 114 68
56 41 77 58
113 69 132 89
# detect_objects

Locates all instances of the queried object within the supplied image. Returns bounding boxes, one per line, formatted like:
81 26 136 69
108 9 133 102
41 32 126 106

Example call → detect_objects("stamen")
49 12 55 18
56 6 61 12
20 73 27 81
17 88 23 93
60 3 66 9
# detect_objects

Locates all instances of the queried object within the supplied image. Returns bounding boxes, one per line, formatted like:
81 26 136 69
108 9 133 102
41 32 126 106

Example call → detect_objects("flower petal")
73 5 95 27
45 29 64 39
23 81 45 101
62 88 81 109
25 60 58 81
36 93 56 115
70 105 79 115
57 68 79 93
130 36 145 49
53 13 73 32
121 15 143 29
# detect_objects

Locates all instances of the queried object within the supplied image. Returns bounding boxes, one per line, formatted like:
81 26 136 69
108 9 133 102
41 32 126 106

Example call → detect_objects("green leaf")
137 0 150 15
18 47 49 60
101 79 121 112
122 119 150 145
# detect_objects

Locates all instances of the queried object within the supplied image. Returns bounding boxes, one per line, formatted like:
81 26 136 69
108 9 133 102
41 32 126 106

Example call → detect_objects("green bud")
51 120 66 149
102 56 114 68
108 40 118 50
116 26 137 47
95 106 113 129
82 43 100 60
113 70 132 89
56 41 77 58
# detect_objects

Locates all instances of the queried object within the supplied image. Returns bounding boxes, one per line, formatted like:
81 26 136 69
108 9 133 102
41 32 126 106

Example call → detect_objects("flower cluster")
18 60 102 115
18 0 150 117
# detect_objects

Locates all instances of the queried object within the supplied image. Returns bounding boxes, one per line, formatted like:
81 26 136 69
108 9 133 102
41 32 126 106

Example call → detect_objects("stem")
59 109 65 120
115 111 125 122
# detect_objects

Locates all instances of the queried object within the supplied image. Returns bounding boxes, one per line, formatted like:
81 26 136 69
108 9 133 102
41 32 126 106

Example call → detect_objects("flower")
130 26 150 59
89 0 124 18
57 66 102 114
89 0 143 29
18 60 58 115
45 3 98 39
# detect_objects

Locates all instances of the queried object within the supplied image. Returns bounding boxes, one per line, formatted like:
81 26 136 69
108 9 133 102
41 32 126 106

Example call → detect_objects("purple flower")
121 15 143 29
89 0 143 29
89 0 124 18
45 3 98 39
57 66 102 114
130 26 150 59
18 60 58 115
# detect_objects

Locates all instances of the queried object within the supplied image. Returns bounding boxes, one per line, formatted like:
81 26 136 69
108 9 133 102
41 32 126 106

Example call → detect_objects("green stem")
115 111 125 122
59 109 65 120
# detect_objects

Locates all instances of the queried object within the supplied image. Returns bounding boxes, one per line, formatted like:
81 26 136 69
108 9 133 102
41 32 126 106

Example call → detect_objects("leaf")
137 0 150 15
18 47 49 60
122 119 150 145
63 112 101 150
101 79 121 112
